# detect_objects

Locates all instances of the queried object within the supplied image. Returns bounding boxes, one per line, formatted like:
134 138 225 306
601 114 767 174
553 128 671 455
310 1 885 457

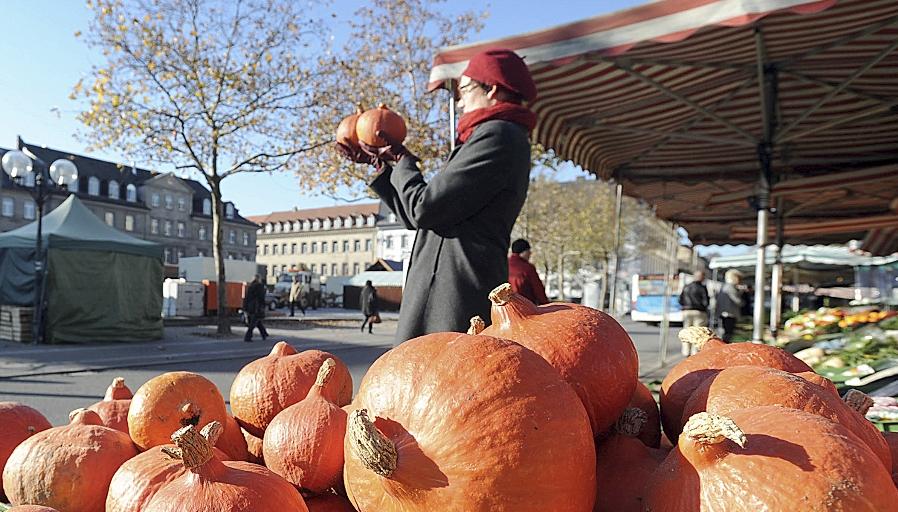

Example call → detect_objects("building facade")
375 201 417 263
249 203 380 283
0 145 258 266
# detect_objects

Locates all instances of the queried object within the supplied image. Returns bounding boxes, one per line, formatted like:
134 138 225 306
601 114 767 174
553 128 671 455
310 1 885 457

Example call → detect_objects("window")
202 198 211 215
401 235 409 248
164 194 173 209
312 219 320 230
274 222 282 233
321 265 328 276
311 242 318 253
150 218 159 234
342 240 349 252
273 244 279 255
198 249 206 257
88 176 100 196
262 244 268 255
353 263 360 275
321 241 328 253
151 193 160 207
178 222 186 238
108 180 120 199
126 184 137 202
353 239 360 252
163 248 172 263
164 220 172 237
385 236 393 249
125 215 134 231
105 211 115 226
355 215 363 227
23 200 35 220
177 249 184 261
331 263 337 275
303 220 311 230
265 223 273 233
330 241 337 252
293 221 301 231
365 239 372 251
367 215 375 227
243 232 250 246
229 230 236 244
226 204 234 219
323 218 331 229
311 264 317 273
290 243 297 254
227 252 234 260
301 242 308 254
178 197 186 211
281 243 287 254
334 217 342 228
198 225 207 241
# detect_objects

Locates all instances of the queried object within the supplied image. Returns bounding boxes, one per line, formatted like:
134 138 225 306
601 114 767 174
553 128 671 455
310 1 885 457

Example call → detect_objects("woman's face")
457 75 493 114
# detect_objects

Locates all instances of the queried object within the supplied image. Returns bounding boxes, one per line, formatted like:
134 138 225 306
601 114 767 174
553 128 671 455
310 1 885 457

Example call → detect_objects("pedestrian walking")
679 270 710 355
360 280 380 334
289 275 306 317
508 239 549 305
337 48 537 343
243 274 268 343
715 269 743 342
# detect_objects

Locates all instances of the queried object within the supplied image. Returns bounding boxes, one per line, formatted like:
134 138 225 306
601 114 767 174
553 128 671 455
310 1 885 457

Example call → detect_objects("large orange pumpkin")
229 343 352 437
482 283 639 435
336 106 364 148
680 365 891 470
594 408 665 512
643 407 898 511
88 376 133 434
343 331 596 511
143 422 308 512
3 409 138 512
660 326 811 442
0 402 52 502
264 358 348 493
626 381 661 448
128 371 229 451
305 493 356 511
106 443 231 512
355 104 407 147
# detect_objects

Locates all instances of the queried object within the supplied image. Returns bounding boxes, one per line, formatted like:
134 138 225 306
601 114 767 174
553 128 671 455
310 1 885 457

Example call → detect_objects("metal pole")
558 252 564 302
659 223 678 368
608 184 623 315
753 25 776 344
770 199 785 338
448 79 457 151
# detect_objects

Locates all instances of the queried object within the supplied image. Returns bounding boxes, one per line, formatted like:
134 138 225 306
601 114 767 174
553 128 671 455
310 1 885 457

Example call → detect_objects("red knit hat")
461 49 537 102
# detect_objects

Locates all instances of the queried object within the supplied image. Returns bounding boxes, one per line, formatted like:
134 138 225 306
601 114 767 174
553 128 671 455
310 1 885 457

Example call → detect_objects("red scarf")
456 102 537 144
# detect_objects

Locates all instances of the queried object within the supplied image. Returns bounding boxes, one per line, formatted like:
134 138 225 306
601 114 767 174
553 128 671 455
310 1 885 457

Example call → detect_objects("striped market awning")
429 0 898 254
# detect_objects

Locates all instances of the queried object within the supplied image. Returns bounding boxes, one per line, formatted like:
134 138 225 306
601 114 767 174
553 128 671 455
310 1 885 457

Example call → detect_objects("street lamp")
557 250 581 302
1 137 78 343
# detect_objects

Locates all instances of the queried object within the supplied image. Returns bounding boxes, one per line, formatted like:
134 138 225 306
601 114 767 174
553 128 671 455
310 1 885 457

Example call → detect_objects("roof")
367 258 403 271
709 244 898 269
428 0 898 253
248 203 381 225
0 195 162 259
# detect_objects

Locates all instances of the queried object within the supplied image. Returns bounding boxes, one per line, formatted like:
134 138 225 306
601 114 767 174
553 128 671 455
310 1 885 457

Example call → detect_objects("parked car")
265 291 286 311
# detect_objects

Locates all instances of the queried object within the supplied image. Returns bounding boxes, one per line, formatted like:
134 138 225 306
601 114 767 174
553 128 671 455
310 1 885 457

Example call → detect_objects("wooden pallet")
0 305 34 343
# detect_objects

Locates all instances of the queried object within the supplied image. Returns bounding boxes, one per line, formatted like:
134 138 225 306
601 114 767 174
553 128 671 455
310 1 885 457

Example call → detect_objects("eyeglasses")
455 80 489 100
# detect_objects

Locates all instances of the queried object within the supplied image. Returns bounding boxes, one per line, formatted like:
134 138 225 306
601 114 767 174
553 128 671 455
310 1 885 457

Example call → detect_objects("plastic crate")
872 420 898 432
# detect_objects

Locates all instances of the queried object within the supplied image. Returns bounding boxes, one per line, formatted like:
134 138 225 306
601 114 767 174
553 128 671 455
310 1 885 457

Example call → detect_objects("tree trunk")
210 178 231 335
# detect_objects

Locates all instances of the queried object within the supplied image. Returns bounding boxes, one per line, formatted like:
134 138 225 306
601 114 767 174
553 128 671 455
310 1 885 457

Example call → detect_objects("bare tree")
73 0 331 333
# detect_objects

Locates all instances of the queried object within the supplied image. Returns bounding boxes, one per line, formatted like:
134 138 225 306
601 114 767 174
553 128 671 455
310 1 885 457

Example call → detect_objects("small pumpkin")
355 104 407 147
481 284 639 435
594 408 665 512
143 422 308 512
128 371 230 451
626 381 661 448
105 443 231 512
343 331 596 511
88 376 133 434
264 358 348 493
305 493 357 511
336 105 364 148
660 326 811 442
680 366 891 470
643 407 898 511
0 402 52 502
229 343 352 437
3 409 138 512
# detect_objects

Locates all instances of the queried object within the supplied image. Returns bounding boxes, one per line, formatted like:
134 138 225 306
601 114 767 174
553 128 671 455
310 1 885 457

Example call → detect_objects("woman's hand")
335 141 377 165
359 130 414 163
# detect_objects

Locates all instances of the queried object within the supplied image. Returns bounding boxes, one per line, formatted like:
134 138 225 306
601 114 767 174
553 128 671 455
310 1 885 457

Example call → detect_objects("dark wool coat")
370 119 532 344
360 285 379 317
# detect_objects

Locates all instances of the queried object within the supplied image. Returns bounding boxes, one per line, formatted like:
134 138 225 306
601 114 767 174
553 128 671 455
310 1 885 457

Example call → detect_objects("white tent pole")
752 209 768 343
770 199 785 338
608 183 623 315
448 79 457 151
658 222 678 368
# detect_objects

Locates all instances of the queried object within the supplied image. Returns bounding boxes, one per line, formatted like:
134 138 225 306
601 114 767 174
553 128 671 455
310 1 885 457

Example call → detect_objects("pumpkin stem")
843 389 874 415
677 326 721 351
488 283 515 306
467 316 486 335
683 412 746 449
69 408 104 426
315 358 337 388
348 409 398 478
165 421 223 469
105 376 132 400
614 407 648 437
270 341 298 357
179 402 201 427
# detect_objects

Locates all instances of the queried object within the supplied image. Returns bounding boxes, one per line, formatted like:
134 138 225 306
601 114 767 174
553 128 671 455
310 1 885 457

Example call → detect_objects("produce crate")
0 305 34 343
873 420 898 433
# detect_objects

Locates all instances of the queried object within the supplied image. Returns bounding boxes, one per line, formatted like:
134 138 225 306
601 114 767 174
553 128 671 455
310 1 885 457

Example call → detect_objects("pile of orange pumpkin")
2 283 897 511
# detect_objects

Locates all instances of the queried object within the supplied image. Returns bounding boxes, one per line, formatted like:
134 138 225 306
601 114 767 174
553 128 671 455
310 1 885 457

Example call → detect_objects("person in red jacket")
508 239 549 305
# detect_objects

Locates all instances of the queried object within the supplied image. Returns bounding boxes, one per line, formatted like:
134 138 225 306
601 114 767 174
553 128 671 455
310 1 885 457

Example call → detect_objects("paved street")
0 313 683 425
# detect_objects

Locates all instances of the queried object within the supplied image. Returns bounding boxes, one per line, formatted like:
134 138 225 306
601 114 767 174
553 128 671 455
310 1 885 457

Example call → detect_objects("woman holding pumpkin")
337 49 537 343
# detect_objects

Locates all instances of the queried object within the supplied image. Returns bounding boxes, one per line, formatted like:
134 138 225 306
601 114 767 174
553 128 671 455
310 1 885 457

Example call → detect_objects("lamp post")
1 137 78 343
557 250 581 302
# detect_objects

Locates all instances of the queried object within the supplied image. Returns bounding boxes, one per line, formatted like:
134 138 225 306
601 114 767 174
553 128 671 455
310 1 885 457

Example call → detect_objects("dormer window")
202 198 212 215
88 177 100 196
108 180 120 199
226 204 235 219
126 184 137 202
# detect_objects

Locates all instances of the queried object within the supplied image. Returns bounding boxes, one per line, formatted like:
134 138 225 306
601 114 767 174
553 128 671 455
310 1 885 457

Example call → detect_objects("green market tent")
0 195 163 343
